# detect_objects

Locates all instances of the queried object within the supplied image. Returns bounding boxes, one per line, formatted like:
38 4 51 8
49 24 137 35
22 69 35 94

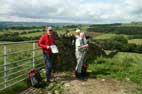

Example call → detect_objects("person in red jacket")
38 26 55 82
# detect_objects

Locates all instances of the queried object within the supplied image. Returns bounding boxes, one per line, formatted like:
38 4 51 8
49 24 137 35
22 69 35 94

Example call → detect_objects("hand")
80 44 88 48
85 44 89 48
46 46 50 49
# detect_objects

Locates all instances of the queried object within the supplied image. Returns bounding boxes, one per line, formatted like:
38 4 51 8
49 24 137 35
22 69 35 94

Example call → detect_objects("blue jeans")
43 52 53 80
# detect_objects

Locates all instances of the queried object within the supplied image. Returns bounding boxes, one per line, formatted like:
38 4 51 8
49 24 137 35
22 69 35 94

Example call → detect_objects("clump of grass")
0 80 28 94
88 52 142 83
135 85 142 94
37 82 64 94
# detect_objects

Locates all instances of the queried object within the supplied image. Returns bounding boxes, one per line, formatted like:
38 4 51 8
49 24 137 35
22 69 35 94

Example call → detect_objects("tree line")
87 26 142 35
0 33 40 41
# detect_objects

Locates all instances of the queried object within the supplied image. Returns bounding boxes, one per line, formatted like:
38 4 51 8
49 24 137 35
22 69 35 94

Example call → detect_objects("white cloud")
0 0 142 23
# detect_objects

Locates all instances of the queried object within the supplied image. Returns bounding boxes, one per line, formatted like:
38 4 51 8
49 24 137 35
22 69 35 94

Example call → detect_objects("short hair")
47 26 53 31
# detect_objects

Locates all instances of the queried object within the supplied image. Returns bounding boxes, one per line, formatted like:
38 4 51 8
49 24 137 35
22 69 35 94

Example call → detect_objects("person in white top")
75 32 89 79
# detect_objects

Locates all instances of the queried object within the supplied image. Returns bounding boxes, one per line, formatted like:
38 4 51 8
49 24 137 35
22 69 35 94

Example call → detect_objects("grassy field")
121 22 142 27
0 26 142 93
94 33 128 39
88 52 142 83
20 32 44 37
87 51 142 94
128 39 142 45
0 42 44 91
0 29 42 33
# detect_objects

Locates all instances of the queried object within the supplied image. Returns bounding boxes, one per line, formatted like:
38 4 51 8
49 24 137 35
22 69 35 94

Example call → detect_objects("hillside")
0 24 142 94
0 22 77 29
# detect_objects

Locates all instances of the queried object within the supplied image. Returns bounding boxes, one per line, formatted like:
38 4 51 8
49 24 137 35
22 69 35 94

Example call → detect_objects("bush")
95 36 142 53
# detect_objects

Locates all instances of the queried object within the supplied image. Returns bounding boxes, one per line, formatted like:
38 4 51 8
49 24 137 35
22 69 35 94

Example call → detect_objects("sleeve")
38 35 47 49
75 39 81 47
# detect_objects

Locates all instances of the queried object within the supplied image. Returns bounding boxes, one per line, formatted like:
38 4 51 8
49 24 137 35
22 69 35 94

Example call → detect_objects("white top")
75 37 87 52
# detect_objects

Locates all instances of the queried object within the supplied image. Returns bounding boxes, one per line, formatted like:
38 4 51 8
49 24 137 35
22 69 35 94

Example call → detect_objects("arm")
38 35 48 49
79 44 88 48
76 39 88 49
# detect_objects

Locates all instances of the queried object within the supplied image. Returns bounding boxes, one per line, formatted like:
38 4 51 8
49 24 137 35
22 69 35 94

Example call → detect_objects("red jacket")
38 33 55 55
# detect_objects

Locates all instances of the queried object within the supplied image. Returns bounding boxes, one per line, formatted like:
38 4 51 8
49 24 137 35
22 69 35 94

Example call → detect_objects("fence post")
32 42 36 68
3 45 7 88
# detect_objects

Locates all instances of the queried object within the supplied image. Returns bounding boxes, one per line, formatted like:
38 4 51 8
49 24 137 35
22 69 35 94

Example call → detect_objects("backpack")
28 69 43 88
75 64 88 78
81 64 88 77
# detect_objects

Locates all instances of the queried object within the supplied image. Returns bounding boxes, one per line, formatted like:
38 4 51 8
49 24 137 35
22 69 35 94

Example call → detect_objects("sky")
0 0 142 24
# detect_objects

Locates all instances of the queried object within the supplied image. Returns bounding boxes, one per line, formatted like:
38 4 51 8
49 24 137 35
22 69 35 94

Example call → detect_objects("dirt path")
20 72 138 94
55 73 137 94
63 78 137 94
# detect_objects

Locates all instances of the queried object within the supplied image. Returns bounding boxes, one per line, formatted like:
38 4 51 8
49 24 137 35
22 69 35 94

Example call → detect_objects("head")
45 26 53 35
80 32 85 39
75 29 81 36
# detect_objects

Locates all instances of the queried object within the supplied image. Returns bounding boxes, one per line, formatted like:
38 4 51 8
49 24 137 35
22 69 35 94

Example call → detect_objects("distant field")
121 23 142 27
0 32 4 35
128 39 142 45
105 51 142 62
80 25 89 31
115 52 142 62
20 32 44 37
0 29 43 36
94 33 128 39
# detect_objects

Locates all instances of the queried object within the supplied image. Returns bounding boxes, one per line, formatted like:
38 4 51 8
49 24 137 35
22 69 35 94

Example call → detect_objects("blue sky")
0 0 142 23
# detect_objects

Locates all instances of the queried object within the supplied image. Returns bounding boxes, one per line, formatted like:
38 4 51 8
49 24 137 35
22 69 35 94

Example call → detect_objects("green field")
88 52 142 83
0 29 31 36
121 22 142 27
128 39 142 45
0 25 142 93
20 32 44 37
94 33 128 39
0 42 44 90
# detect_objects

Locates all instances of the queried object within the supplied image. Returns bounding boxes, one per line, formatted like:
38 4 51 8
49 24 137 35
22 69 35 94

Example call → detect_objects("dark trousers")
43 52 53 80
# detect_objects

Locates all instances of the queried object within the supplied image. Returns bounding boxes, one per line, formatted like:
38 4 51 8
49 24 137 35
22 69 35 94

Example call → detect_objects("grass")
20 32 44 37
88 52 142 83
121 22 142 27
43 82 64 94
0 80 28 94
0 29 42 33
0 27 142 93
0 42 44 92
80 25 89 32
94 33 128 39
128 39 142 45
87 51 142 94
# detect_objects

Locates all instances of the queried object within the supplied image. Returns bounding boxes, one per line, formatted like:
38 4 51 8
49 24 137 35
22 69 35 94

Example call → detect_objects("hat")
75 29 81 33
47 26 53 31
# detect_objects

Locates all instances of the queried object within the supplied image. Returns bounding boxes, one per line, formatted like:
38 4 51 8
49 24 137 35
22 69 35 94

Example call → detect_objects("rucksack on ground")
28 69 44 88
75 63 88 78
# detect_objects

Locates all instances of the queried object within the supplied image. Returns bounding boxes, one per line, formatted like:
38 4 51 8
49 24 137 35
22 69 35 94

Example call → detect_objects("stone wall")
52 35 115 71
